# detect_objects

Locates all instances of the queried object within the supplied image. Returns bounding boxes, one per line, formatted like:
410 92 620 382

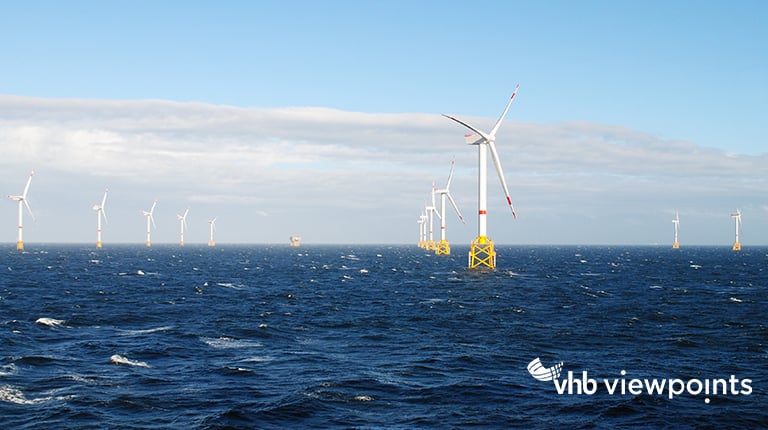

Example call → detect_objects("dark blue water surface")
1 245 766 428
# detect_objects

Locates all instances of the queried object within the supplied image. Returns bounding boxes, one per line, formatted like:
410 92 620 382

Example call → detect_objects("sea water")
1 245 766 428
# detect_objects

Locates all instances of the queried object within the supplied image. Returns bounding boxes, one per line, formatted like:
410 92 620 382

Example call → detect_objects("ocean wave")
35 317 67 327
201 336 263 349
109 354 150 368
118 325 174 336
0 385 51 405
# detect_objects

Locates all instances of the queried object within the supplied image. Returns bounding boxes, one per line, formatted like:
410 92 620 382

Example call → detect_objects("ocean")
1 244 766 429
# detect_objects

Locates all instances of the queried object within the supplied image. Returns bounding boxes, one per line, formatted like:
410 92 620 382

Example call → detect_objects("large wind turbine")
142 200 157 248
177 208 189 247
731 209 742 251
672 210 680 249
92 189 108 249
434 159 465 255
207 217 217 247
7 171 34 251
443 84 519 269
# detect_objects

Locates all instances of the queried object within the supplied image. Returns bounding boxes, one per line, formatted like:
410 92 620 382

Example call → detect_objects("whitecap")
0 385 51 405
354 395 374 402
201 337 262 349
359 269 369 274
35 317 66 327
239 356 273 363
136 269 145 275
729 297 743 303
118 325 174 336
0 364 17 377
110 354 150 368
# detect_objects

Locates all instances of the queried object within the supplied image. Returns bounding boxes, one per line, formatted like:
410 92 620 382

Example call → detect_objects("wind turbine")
418 211 428 248
177 208 189 247
443 84 519 269
434 159 465 255
417 212 427 248
207 217 217 247
142 200 157 248
672 210 680 249
424 184 441 250
92 189 108 249
731 209 742 251
7 171 34 251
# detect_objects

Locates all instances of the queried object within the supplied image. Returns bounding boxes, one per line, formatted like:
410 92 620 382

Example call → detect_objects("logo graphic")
526 356 753 404
527 357 563 382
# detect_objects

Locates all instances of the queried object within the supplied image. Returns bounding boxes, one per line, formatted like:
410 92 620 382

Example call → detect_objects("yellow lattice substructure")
468 236 496 269
425 240 436 251
672 241 679 249
435 240 450 255
17 240 24 251
732 241 741 251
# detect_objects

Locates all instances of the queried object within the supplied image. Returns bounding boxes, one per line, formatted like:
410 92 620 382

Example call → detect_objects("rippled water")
1 245 766 428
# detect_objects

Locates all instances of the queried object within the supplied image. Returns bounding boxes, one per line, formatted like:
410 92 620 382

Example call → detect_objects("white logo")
527 357 563 382
527 356 753 404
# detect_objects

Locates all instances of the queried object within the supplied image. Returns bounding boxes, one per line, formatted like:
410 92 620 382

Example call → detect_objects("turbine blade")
488 141 517 219
446 192 465 224
22 171 34 198
102 208 108 225
150 214 156 229
445 158 456 189
442 114 492 143
489 84 519 137
24 199 35 221
101 189 108 208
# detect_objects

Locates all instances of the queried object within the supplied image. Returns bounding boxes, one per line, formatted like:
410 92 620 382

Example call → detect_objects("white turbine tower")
424 184 441 251
731 209 742 251
443 84 519 269
207 217 217 247
177 208 189 247
142 200 157 248
434 159 465 255
7 171 34 251
672 210 680 249
92 189 108 249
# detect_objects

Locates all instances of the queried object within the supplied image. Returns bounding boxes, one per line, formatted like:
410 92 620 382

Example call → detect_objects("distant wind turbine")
92 189 108 249
417 211 428 248
142 200 157 248
177 208 189 247
416 214 426 248
731 209 742 251
672 210 680 249
443 84 519 269
207 217 217 247
6 171 34 251
434 159 465 255
424 184 441 250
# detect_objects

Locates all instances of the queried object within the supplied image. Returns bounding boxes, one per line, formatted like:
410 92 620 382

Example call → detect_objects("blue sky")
1 1 766 246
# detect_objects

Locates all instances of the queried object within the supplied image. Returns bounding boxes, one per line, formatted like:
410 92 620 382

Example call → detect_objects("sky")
1 0 766 246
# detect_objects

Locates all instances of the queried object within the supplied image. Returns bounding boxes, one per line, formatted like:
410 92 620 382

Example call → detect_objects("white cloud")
0 95 765 245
